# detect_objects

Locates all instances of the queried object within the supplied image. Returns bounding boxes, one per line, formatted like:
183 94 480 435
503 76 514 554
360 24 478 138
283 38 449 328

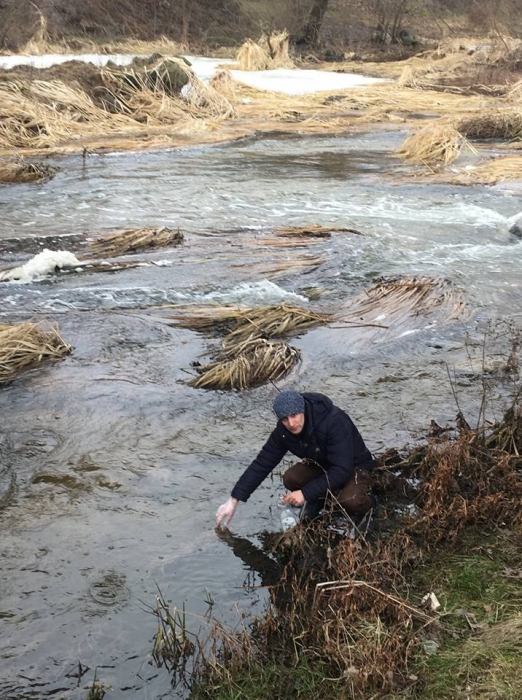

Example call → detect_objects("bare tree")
297 0 330 46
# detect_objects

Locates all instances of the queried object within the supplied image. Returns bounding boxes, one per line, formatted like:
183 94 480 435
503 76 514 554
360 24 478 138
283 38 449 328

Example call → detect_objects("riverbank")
1 37 521 188
170 399 522 700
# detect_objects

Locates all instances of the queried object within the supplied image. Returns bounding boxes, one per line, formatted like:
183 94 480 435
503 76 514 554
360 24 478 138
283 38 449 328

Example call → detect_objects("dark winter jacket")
231 392 373 503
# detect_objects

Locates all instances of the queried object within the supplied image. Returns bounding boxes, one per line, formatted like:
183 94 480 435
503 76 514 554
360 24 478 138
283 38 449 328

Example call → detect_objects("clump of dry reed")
103 58 235 122
396 120 476 166
236 39 271 71
0 78 137 150
208 69 238 102
0 159 57 184
264 30 294 69
175 303 327 390
87 227 183 258
236 31 294 71
457 109 522 140
169 303 333 345
344 277 468 325
0 322 71 383
189 338 301 390
22 11 50 55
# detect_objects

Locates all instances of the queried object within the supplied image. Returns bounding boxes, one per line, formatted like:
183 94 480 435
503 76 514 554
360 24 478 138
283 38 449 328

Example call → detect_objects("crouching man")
215 390 375 528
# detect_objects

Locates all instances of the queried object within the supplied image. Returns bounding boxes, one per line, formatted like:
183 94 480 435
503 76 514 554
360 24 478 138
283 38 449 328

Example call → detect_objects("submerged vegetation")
0 158 57 184
170 277 469 390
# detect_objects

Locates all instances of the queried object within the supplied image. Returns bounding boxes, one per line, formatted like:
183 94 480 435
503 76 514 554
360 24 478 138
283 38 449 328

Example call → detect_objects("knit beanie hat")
273 390 305 420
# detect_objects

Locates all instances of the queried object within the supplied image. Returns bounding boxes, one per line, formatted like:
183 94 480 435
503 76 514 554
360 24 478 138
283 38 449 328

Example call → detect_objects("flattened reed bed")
274 224 363 238
188 338 301 390
168 303 334 344
338 277 469 342
0 159 57 183
86 227 183 258
0 321 71 383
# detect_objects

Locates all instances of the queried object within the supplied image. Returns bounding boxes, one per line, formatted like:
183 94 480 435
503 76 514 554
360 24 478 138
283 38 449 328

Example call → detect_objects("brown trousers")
283 460 374 515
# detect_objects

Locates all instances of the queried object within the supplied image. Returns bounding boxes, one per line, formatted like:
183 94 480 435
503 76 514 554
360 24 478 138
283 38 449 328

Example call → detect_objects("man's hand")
282 490 305 507
215 497 238 528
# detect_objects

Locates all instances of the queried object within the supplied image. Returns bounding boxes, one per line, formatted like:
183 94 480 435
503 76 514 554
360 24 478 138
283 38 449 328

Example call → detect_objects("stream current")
0 130 521 698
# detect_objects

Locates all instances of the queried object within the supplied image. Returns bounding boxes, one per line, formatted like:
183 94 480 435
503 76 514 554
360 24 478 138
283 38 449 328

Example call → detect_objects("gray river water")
0 130 521 698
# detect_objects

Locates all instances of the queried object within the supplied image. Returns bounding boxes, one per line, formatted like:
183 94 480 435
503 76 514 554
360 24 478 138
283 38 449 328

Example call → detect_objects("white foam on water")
0 249 81 282
344 198 511 226
196 280 308 305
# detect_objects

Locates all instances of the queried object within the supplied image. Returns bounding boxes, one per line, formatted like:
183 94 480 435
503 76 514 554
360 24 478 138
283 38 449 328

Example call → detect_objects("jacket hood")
302 392 333 430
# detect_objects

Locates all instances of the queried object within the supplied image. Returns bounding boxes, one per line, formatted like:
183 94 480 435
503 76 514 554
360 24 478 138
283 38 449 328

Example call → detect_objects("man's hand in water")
282 490 305 507
215 497 238 528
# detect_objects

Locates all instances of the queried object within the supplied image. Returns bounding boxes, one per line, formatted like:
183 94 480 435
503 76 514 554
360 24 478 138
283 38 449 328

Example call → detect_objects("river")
0 128 521 698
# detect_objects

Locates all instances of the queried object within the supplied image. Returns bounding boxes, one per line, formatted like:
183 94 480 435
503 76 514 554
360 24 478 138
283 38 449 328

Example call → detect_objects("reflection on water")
0 132 521 698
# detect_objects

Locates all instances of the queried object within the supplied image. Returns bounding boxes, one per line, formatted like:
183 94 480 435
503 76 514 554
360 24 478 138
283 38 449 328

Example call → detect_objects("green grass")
389 530 522 700
192 658 344 700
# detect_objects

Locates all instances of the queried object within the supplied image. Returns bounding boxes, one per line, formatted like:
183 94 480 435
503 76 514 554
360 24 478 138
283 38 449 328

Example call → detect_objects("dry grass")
188 337 301 390
457 109 522 140
236 39 272 71
397 52 482 89
0 158 57 183
236 31 294 71
507 79 522 100
0 58 235 152
396 120 477 166
0 78 137 150
21 11 50 55
169 302 333 345
274 224 362 238
86 227 183 258
440 155 522 185
103 58 235 122
208 69 238 102
0 321 71 383
265 30 294 69
344 277 468 325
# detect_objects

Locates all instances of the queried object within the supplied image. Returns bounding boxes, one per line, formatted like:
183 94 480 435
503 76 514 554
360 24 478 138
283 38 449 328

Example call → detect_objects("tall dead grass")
236 31 294 71
0 59 235 151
